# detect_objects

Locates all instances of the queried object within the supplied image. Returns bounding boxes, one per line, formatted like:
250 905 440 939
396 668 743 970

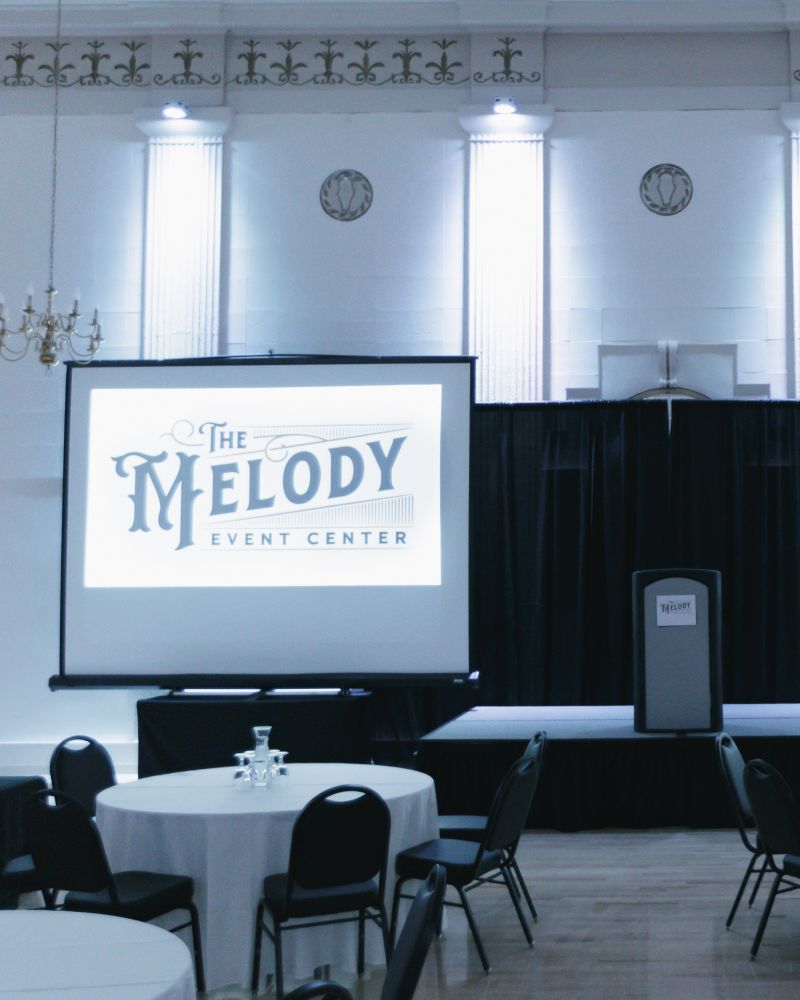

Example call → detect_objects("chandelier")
0 0 102 370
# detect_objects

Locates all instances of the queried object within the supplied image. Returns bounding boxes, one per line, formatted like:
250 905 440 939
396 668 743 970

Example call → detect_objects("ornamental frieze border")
0 34 541 89
2 38 151 87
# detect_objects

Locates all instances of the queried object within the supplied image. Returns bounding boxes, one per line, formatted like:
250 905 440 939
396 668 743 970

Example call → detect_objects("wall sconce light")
162 101 190 120
493 97 517 115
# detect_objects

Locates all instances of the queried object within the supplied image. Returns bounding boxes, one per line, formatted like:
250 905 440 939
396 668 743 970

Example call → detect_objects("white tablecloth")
0 910 195 999
96 762 438 991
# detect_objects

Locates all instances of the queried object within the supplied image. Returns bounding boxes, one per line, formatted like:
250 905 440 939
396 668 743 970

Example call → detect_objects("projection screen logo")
83 384 442 588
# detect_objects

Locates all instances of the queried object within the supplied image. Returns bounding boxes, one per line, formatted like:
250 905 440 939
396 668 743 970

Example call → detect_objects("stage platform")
416 704 800 831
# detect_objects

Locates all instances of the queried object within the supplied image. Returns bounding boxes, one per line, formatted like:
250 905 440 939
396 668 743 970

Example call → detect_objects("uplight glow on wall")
789 123 800 397
143 136 222 359
468 134 544 402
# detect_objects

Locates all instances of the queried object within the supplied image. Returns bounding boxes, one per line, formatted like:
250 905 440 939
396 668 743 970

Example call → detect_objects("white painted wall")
226 112 465 358
549 109 787 399
0 115 146 773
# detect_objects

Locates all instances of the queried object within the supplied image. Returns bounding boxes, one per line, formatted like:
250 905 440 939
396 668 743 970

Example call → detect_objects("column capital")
134 106 235 139
457 103 554 138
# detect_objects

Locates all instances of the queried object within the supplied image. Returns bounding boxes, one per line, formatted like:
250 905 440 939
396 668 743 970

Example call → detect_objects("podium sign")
633 569 722 733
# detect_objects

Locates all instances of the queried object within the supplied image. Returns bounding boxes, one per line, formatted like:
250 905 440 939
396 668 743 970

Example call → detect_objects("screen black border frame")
54 354 475 690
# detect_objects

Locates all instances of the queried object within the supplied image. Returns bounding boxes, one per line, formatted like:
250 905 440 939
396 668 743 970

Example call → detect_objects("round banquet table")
96 762 438 992
0 910 195 999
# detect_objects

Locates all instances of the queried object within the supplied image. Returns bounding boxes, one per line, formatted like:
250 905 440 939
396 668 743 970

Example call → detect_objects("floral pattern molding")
0 34 541 90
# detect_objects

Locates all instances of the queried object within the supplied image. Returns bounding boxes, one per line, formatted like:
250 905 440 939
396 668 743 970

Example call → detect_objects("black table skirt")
0 775 46 907
416 735 800 831
137 692 373 778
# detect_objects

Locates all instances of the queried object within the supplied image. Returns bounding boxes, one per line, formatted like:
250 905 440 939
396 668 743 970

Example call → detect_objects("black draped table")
0 775 46 907
137 691 372 777
417 705 800 831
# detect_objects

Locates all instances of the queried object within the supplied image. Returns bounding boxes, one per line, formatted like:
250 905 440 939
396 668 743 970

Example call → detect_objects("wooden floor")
207 829 800 1000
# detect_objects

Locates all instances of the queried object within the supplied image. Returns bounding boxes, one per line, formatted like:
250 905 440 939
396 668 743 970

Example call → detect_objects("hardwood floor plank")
213 829 800 999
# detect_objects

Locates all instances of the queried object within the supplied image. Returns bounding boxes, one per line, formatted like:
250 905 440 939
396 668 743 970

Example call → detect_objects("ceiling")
0 1 793 36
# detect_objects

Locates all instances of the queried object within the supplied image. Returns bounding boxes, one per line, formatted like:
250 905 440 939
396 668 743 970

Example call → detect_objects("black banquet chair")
251 784 392 998
437 729 546 921
24 789 205 990
715 732 767 927
743 758 800 959
50 734 116 817
0 774 53 909
392 753 541 974
280 865 446 1000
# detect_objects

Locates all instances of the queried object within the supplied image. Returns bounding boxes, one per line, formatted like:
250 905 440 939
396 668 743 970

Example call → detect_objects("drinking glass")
233 752 253 789
273 750 289 777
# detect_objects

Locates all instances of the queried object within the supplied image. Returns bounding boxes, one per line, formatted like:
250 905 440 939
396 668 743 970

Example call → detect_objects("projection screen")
56 357 473 686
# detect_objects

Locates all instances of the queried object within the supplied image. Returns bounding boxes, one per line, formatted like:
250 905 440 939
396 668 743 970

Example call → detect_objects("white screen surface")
85 383 441 588
62 358 471 681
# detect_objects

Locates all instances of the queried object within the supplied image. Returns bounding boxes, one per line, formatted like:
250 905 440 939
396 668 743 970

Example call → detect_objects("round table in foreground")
0 910 195 999
97 762 438 991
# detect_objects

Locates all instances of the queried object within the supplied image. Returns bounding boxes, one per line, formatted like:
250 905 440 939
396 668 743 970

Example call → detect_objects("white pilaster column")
459 104 553 402
781 102 800 398
135 107 233 360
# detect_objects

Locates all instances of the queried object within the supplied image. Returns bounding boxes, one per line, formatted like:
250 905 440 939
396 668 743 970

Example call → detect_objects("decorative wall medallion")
639 163 693 216
320 169 373 221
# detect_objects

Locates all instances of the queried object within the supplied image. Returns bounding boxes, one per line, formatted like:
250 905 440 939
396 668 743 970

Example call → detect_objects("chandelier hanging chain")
48 0 63 292
0 0 103 369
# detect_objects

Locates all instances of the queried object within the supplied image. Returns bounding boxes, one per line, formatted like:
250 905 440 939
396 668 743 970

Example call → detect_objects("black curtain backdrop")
669 401 800 702
470 401 672 706
382 400 800 755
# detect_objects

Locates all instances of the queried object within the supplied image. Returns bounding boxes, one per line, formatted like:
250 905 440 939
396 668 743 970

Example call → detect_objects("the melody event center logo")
84 384 442 588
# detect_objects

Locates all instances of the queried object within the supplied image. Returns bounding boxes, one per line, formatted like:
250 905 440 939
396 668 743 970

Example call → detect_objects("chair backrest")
381 864 445 1000
716 732 754 833
744 759 800 858
23 789 116 898
289 784 391 896
482 755 540 855
50 735 116 818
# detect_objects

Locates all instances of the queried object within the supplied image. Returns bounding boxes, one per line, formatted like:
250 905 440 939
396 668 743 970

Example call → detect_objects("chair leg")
726 853 759 928
390 877 406 948
748 855 768 908
501 865 533 946
357 908 366 975
187 902 206 993
251 901 265 994
274 916 284 998
456 886 491 974
510 856 538 923
750 873 782 960
379 902 392 962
